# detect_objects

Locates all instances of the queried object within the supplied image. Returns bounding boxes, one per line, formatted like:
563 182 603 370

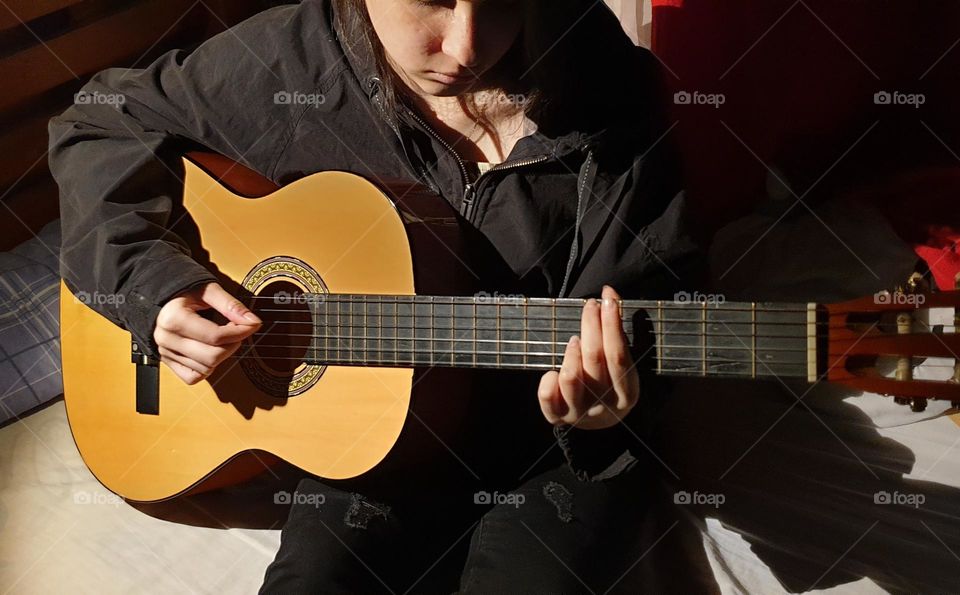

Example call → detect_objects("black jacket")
49 0 699 481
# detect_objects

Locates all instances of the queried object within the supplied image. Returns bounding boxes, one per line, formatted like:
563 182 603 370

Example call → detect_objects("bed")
2 194 959 593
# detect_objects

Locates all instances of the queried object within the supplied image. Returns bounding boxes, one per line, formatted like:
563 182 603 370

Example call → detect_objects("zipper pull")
461 183 476 219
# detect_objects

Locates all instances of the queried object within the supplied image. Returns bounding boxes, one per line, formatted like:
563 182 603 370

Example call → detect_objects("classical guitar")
60 153 960 502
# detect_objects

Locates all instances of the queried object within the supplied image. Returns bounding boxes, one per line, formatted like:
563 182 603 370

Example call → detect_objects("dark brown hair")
332 0 644 137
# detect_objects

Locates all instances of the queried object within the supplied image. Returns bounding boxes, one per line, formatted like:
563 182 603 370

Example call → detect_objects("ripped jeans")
258 443 653 594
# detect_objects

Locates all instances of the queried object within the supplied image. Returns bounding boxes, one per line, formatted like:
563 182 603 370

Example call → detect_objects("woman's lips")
428 71 475 85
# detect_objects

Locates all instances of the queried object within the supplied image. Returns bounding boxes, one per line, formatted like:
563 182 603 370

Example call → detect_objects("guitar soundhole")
251 280 312 375
239 255 327 398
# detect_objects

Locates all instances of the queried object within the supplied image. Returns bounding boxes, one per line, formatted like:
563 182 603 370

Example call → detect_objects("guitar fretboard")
278 294 817 380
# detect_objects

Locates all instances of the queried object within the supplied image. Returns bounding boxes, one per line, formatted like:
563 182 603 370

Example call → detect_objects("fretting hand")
537 285 640 430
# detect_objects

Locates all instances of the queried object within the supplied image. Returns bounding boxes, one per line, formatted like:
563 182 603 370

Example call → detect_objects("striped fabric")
0 220 62 426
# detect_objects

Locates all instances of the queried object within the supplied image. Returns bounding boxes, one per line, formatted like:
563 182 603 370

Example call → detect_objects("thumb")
199 283 262 325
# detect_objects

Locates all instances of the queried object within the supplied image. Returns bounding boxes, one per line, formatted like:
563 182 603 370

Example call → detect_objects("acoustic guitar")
60 153 960 502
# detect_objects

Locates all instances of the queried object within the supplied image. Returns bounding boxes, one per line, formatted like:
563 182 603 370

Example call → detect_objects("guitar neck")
283 294 819 381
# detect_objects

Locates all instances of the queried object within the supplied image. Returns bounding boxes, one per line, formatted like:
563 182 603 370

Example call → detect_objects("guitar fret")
523 299 528 369
496 301 501 368
552 298 557 368
397 297 413 365
476 299 496 366
391 299 397 365
433 297 451 365
751 302 757 379
701 300 707 376
499 297 524 366
657 300 663 375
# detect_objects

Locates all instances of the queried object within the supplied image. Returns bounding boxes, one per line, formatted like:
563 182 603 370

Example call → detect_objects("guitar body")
61 155 480 502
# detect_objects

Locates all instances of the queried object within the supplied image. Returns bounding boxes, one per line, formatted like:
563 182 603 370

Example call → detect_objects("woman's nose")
441 5 480 69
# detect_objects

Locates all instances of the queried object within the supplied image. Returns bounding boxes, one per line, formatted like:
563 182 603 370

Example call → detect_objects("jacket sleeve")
48 5 317 359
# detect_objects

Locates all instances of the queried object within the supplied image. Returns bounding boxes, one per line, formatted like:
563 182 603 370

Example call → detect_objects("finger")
601 285 639 410
537 371 566 424
557 335 585 422
169 362 201 385
163 358 205 386
579 297 608 392
199 283 262 325
156 329 243 369
159 345 212 377
159 308 260 346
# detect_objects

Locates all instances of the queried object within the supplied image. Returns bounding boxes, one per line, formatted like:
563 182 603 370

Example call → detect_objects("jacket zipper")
404 108 549 224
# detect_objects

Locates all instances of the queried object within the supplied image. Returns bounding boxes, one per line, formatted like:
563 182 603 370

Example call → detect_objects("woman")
50 0 699 591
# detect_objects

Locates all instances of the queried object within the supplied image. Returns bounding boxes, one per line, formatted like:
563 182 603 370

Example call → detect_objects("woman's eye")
414 0 522 7
414 0 453 7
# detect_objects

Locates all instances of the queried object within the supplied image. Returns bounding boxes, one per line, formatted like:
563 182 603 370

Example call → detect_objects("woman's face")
364 0 525 97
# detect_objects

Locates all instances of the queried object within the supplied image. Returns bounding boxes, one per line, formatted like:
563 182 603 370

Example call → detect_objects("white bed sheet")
0 400 280 594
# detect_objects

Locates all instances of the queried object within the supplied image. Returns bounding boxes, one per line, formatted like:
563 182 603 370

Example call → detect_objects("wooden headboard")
0 0 280 251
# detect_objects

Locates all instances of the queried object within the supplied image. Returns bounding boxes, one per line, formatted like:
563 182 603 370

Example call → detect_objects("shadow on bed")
658 378 960 594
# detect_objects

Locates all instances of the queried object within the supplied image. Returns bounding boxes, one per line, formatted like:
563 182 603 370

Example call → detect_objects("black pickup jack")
131 340 160 415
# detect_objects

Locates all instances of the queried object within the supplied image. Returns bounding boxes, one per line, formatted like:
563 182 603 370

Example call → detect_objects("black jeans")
259 453 653 594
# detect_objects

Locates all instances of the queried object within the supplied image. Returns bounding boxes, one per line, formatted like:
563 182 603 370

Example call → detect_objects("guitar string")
194 350 960 373
242 294 959 313
235 343 960 366
210 319 958 337
247 317 898 330
243 293 958 306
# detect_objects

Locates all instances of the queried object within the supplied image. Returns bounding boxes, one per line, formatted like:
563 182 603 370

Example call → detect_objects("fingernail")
244 311 262 323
